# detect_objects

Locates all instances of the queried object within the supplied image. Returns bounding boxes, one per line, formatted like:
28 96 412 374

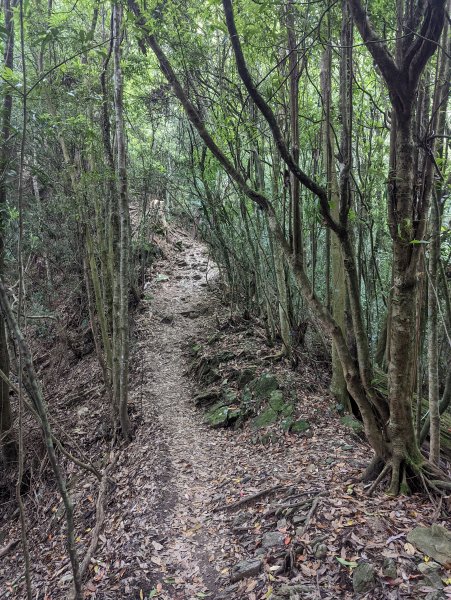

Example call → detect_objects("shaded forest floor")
1 230 450 600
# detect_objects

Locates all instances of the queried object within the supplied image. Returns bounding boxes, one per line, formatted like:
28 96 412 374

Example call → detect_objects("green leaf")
336 557 358 568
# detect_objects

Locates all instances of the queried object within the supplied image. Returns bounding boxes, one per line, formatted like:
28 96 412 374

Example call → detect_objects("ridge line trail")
101 230 309 599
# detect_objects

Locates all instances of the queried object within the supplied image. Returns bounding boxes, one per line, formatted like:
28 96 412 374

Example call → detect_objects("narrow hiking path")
93 230 326 600
87 231 408 600
88 231 246 598
95 231 229 599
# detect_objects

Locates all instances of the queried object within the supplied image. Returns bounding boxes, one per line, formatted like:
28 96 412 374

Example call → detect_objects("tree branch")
407 0 446 87
346 0 405 109
222 0 343 236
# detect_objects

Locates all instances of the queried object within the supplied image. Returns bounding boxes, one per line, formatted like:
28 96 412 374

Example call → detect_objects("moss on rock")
205 402 241 428
253 406 279 428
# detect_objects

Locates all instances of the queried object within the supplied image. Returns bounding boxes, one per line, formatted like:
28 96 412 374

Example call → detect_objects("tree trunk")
0 0 17 465
286 0 302 268
320 12 349 411
426 11 450 464
427 196 440 465
113 1 131 439
269 146 291 356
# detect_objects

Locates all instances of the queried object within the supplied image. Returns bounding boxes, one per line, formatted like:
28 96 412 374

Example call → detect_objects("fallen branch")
213 483 283 512
0 539 20 558
271 499 313 516
73 453 117 594
294 495 322 538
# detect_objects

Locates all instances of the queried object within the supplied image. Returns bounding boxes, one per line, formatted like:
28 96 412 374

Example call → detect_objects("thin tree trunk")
320 18 349 411
427 197 440 465
113 1 131 439
0 281 82 599
0 0 17 465
286 0 302 268
17 0 32 593
426 11 450 464
270 149 292 356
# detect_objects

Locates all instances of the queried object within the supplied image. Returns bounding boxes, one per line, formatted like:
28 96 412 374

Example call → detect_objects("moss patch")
253 406 279 428
249 373 279 400
205 402 241 428
340 415 363 433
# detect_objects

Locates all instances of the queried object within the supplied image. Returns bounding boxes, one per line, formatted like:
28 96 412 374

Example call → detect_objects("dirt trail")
96 231 245 599
133 233 224 596
95 230 353 600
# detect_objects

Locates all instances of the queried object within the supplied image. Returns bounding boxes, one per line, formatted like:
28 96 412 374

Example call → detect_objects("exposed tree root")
263 351 287 362
213 483 283 512
367 463 391 495
429 480 451 491
365 455 451 497
362 455 385 483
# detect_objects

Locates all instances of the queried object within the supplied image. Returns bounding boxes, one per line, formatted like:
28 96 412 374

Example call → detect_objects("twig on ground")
0 539 20 558
294 495 322 538
213 483 283 512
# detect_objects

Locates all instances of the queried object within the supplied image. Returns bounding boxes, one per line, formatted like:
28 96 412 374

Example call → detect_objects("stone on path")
407 525 451 568
417 561 444 590
353 562 376 594
271 584 316 599
230 559 262 583
381 557 397 579
262 531 285 548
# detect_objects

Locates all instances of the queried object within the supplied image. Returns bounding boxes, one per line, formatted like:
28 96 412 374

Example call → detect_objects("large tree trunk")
384 115 422 493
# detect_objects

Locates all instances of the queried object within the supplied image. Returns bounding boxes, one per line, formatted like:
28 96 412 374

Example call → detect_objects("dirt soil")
1 230 450 600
